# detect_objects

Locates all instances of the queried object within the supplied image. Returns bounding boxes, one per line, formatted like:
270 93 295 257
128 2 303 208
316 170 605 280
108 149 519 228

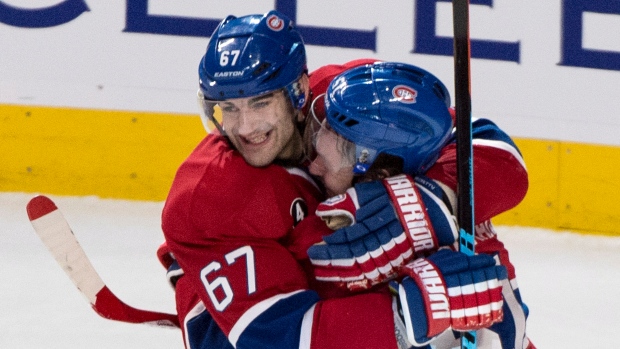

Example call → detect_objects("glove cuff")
382 174 439 254
315 187 360 229
398 257 452 346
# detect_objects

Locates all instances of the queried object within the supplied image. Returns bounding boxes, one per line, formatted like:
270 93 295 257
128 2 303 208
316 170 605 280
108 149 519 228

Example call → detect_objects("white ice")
1 192 619 348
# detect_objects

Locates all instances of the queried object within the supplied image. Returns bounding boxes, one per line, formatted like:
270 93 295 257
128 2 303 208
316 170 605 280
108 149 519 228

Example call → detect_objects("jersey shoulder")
164 135 321 240
309 58 378 96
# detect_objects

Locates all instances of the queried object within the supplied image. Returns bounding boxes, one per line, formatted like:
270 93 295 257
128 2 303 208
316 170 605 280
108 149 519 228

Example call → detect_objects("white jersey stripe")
298 304 316 349
473 138 527 170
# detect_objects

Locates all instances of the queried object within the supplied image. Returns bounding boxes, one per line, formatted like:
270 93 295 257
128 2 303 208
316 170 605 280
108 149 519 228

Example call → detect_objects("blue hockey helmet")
325 62 453 175
198 10 307 108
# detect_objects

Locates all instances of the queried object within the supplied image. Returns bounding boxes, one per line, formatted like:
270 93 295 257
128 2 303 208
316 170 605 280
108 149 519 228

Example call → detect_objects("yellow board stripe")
0 104 204 201
2 104 619 235
492 139 620 236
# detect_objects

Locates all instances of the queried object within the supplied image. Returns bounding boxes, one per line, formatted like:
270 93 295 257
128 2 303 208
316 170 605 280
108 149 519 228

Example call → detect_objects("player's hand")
395 249 506 346
314 186 359 230
156 242 184 288
308 174 458 291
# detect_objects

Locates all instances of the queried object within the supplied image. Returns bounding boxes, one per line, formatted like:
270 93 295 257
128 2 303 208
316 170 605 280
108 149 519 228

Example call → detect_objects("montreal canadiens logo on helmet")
267 15 284 31
392 85 418 104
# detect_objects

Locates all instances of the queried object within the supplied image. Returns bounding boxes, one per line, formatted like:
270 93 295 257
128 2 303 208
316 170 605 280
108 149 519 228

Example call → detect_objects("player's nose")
235 109 261 134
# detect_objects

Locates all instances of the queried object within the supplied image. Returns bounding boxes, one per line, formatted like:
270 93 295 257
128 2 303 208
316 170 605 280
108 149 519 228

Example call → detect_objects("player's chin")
324 181 350 198
237 142 278 167
242 152 278 167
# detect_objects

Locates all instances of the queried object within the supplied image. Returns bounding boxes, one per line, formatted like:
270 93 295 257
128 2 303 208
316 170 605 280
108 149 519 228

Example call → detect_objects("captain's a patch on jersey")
290 198 308 226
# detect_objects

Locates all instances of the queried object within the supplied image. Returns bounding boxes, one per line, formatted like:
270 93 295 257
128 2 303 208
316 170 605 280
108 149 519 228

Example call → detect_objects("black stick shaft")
452 0 476 348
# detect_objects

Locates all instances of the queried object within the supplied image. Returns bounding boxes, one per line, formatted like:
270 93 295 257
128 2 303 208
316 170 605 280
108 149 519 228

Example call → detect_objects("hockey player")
160 10 506 349
306 62 535 348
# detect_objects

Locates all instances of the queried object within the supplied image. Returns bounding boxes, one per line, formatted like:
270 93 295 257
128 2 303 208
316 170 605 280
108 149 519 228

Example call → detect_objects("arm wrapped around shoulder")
396 249 507 346
156 242 184 288
308 174 458 291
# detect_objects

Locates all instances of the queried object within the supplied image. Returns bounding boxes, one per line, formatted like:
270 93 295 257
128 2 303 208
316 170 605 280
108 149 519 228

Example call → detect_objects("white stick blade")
27 195 105 304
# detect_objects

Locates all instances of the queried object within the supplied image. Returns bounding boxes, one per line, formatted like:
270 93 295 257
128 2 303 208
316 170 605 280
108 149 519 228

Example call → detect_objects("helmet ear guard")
286 78 307 110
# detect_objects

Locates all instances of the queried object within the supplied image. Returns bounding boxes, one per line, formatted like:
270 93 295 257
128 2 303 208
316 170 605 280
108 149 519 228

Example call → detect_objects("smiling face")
219 89 304 167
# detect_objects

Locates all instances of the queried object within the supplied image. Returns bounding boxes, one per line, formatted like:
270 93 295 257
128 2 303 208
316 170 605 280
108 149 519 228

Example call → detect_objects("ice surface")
1 192 618 348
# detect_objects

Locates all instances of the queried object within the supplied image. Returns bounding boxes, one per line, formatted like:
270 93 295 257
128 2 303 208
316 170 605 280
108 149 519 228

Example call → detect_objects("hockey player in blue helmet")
164 11 474 349
196 10 309 167
308 61 454 196
307 61 535 349
161 8 514 347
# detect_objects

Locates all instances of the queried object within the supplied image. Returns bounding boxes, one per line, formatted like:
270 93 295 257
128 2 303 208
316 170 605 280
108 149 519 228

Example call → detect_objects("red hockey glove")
308 174 458 291
315 186 359 229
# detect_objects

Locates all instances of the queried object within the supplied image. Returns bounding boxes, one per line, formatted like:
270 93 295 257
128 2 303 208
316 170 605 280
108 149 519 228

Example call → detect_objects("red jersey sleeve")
426 116 529 223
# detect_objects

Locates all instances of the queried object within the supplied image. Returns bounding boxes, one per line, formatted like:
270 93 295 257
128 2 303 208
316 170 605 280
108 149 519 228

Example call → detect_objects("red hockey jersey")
163 134 398 349
161 59 530 349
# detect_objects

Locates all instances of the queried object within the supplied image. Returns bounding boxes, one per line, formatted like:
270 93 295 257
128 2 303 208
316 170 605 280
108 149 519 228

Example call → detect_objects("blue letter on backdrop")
561 0 620 71
124 0 377 49
125 0 220 37
414 0 520 62
0 0 89 28
275 0 377 51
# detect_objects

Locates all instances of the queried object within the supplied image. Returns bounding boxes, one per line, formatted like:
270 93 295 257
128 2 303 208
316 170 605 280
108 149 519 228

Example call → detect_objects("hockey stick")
452 0 476 348
26 195 180 328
